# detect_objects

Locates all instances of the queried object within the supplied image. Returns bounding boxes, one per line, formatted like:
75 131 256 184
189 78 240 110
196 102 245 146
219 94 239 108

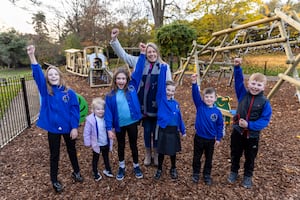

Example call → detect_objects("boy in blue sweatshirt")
191 73 224 185
227 58 272 189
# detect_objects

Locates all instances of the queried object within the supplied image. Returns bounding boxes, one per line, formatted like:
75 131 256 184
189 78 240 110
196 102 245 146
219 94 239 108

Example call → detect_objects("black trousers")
48 132 80 183
230 129 259 177
92 145 111 174
116 122 139 164
192 134 215 176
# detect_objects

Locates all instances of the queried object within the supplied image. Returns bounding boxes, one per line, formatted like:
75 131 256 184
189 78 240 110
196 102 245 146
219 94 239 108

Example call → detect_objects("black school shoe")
71 171 83 182
52 181 63 193
204 175 212 186
170 168 178 179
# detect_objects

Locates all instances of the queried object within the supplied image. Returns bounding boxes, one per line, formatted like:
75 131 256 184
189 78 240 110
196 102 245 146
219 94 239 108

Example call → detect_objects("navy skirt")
157 126 181 155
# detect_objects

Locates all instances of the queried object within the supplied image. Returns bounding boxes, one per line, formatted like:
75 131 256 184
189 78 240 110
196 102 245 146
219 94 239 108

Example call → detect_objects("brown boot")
144 148 151 166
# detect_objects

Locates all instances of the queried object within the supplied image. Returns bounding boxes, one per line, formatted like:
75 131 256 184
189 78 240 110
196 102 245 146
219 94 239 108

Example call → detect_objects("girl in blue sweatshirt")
154 64 186 180
27 45 83 193
104 43 146 181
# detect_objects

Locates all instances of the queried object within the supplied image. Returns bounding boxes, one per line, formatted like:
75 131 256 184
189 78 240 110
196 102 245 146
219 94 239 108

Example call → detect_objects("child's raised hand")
234 58 242 66
26 45 35 55
111 28 119 41
139 43 146 54
191 73 197 84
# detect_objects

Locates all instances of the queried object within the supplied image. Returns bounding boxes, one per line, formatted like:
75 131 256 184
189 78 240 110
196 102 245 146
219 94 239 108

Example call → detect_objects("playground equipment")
174 8 300 103
65 46 113 87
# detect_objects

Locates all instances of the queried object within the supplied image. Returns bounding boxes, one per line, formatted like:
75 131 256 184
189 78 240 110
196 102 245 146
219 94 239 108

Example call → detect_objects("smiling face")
248 80 265 95
94 104 104 118
203 93 217 107
115 72 127 90
146 45 158 63
247 73 266 95
47 68 60 86
166 85 176 100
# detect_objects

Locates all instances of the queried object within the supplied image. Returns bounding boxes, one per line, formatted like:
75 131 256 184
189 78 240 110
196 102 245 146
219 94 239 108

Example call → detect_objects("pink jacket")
83 113 113 153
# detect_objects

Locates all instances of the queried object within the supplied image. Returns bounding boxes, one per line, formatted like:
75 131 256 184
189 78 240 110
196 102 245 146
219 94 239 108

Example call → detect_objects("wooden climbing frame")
173 8 300 103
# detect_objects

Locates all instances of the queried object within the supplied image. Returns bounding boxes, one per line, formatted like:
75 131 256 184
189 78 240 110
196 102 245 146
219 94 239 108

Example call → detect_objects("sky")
0 0 293 35
0 0 36 34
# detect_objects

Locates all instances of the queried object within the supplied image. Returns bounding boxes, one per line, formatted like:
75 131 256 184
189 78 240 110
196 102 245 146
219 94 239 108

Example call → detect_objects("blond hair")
91 97 105 111
146 42 164 63
45 65 68 95
249 73 267 85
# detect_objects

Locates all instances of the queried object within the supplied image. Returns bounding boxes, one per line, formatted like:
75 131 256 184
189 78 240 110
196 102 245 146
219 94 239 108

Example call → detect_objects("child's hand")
215 141 220 147
108 130 116 140
239 118 248 128
234 58 242 66
27 45 35 56
70 128 78 140
191 73 197 84
139 43 146 54
111 28 119 41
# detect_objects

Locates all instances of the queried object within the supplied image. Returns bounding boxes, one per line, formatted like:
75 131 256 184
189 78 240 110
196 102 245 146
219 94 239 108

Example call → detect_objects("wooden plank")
278 73 300 87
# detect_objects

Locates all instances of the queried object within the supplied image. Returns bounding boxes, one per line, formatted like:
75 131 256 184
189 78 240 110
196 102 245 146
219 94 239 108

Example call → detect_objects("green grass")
0 82 22 118
0 67 32 77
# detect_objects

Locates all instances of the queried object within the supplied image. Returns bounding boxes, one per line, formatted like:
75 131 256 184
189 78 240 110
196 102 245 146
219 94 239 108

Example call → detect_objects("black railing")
0 75 40 148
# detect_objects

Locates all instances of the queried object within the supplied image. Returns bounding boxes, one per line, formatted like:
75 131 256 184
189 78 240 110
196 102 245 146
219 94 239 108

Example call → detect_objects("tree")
0 30 28 68
155 22 197 69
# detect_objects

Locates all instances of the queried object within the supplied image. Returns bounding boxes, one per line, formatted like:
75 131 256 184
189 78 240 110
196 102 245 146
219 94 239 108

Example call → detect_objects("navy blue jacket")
233 66 272 138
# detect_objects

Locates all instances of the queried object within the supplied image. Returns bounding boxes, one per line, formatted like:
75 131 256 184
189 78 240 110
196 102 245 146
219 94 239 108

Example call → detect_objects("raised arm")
191 73 203 108
110 28 138 68
156 64 167 106
27 45 38 64
233 58 247 101
131 43 146 90
27 45 47 96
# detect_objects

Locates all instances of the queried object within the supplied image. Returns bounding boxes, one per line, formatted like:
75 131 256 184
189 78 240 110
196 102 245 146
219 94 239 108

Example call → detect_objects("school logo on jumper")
62 94 70 103
210 113 218 122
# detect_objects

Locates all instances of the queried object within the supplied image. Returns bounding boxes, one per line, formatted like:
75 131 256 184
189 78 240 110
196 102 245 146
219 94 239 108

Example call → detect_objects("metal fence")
0 75 40 148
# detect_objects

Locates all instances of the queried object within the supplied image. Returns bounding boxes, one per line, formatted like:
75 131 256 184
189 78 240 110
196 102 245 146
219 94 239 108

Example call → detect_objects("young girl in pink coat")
84 97 114 181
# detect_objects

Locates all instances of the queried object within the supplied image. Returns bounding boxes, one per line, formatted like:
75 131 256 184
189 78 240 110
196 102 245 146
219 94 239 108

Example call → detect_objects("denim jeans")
142 117 157 148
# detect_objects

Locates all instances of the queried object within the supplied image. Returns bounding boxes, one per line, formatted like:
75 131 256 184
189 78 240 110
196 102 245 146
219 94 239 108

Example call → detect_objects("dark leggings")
116 122 139 164
92 145 111 174
48 132 80 183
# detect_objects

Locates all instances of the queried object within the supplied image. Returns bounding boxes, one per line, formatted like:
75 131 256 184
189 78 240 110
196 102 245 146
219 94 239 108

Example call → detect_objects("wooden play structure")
174 8 300 103
65 46 113 87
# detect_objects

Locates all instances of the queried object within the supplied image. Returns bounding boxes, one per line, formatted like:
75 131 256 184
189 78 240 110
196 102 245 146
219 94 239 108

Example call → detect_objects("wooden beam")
275 8 300 31
278 73 300 87
212 16 280 36
215 37 287 52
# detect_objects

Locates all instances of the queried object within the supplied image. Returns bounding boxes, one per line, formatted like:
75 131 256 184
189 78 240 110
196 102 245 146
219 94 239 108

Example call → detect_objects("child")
83 97 114 181
191 73 224 185
104 43 146 181
153 64 186 180
27 45 83 193
227 58 272 188
111 28 173 167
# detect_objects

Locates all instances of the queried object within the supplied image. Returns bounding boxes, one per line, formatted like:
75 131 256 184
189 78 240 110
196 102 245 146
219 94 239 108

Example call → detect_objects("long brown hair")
45 65 69 95
110 67 131 92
